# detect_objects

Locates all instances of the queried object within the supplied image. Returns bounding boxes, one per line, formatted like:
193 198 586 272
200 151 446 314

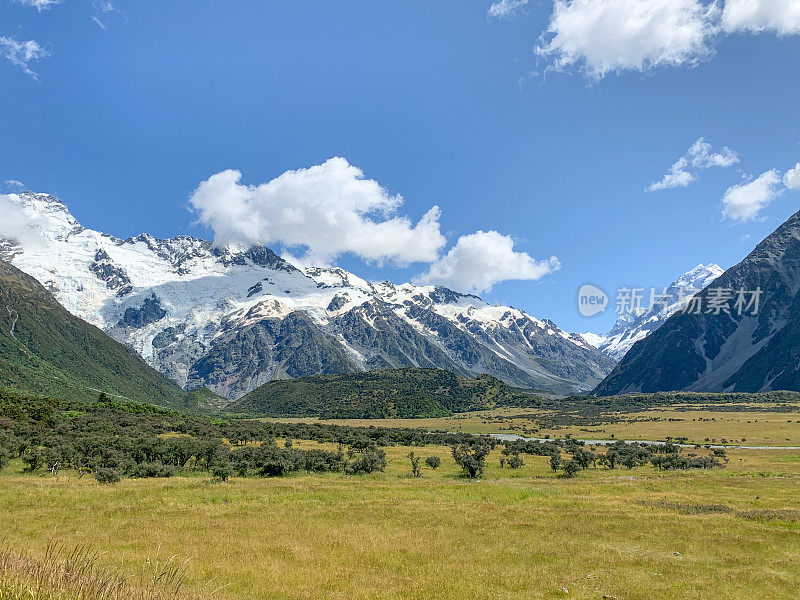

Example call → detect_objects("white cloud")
687 137 739 168
722 0 800 36
0 194 46 248
784 162 800 191
722 170 783 223
488 0 529 20
0 37 49 79
647 157 695 192
647 137 739 192
92 0 123 29
416 230 560 294
3 180 25 190
536 0 718 78
12 0 61 11
189 157 446 267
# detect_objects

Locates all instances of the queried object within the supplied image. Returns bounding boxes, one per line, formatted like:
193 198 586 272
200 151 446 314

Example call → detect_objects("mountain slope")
597 264 724 361
0 259 207 409
595 210 800 395
1 191 614 398
230 368 541 418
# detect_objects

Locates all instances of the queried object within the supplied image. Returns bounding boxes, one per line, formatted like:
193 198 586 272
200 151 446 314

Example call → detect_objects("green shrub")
507 454 524 469
562 459 581 478
94 467 121 484
452 442 490 479
211 462 233 482
424 455 441 470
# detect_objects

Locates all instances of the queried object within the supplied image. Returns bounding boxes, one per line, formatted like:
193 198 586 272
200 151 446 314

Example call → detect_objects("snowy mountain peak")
596 263 726 361
672 263 724 290
1 191 614 399
596 209 800 395
11 191 83 237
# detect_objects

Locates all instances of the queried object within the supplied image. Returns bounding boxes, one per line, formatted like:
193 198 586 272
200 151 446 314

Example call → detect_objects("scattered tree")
94 467 121 484
424 455 441 470
550 453 562 473
408 452 422 477
452 442 490 479
507 454 524 469
561 459 580 478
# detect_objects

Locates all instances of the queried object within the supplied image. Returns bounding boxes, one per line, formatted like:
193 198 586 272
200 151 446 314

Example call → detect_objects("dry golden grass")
265 404 800 446
0 541 197 600
2 443 799 600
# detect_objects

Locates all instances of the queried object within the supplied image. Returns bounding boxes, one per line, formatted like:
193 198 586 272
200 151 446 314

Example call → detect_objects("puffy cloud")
721 170 783 223
12 0 61 10
784 162 800 191
416 230 560 294
536 0 718 78
488 0 529 20
722 0 800 36
189 157 446 267
647 137 739 192
0 37 48 79
533 0 800 79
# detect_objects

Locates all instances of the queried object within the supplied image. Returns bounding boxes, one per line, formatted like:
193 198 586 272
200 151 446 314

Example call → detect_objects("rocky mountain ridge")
1 191 614 399
595 209 800 395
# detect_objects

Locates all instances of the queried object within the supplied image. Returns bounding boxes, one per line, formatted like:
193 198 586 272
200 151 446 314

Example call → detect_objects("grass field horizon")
2 392 799 599
260 403 800 447
3 438 799 600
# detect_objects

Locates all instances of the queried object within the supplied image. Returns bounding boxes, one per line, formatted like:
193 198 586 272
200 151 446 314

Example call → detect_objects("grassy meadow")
264 403 800 446
2 437 799 600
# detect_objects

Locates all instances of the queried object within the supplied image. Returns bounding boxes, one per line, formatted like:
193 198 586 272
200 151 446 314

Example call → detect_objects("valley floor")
262 402 800 447
2 441 799 600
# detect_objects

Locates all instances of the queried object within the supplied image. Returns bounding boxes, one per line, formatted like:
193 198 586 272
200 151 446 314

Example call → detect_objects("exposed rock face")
90 249 133 295
595 210 800 395
2 191 615 400
119 294 167 328
186 312 359 399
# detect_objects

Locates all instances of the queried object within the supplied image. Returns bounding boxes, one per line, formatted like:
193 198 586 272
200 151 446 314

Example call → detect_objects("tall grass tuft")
0 542 192 600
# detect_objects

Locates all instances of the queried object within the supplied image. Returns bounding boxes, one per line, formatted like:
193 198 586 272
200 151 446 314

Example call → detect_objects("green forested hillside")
229 368 542 418
0 259 208 409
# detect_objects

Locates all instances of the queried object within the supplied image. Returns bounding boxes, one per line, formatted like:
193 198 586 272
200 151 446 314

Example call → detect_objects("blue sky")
1 0 799 334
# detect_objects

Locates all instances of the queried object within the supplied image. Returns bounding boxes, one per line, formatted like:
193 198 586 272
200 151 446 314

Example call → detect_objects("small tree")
348 448 387 474
211 461 233 482
0 448 10 472
408 452 422 477
452 443 490 479
424 455 441 470
549 453 562 473
572 448 594 469
562 459 580 478
22 447 44 473
507 454 524 469
94 467 121 484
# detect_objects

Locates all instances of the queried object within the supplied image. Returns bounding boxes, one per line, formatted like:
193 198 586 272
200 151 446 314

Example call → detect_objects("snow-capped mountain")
1 192 614 399
577 332 606 350
595 263 725 361
596 209 800 395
